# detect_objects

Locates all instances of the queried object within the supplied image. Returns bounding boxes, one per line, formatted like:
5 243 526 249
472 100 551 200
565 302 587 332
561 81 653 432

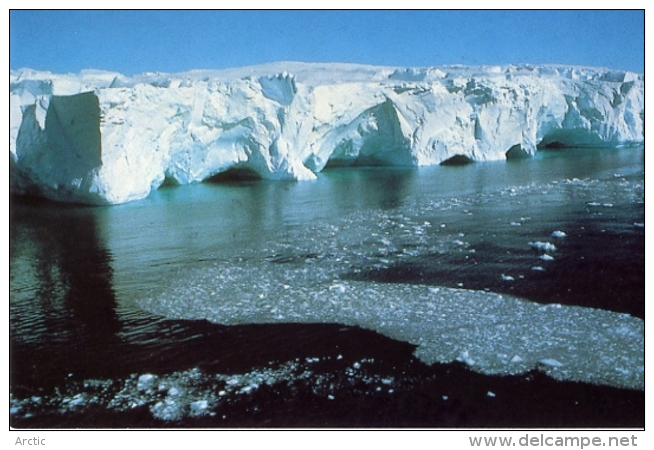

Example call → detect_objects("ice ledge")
10 63 644 205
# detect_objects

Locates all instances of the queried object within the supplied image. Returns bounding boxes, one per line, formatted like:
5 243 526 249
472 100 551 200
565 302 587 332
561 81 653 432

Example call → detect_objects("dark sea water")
10 147 644 428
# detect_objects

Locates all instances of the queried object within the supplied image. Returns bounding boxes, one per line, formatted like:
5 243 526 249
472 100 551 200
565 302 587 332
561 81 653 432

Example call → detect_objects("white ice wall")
10 63 644 204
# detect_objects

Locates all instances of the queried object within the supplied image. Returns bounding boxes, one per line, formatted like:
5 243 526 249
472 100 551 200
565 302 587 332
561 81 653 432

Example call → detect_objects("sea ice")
190 400 208 413
139 257 644 390
137 374 157 392
538 359 563 368
531 242 557 253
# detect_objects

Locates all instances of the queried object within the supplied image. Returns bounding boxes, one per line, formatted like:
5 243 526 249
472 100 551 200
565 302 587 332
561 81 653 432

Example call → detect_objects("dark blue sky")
10 10 645 75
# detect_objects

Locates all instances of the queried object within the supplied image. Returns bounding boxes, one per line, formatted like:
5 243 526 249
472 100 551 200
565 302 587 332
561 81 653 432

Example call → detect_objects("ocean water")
10 147 644 427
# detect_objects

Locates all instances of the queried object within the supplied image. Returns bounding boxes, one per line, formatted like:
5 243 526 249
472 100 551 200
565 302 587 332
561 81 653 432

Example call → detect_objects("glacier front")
10 62 644 205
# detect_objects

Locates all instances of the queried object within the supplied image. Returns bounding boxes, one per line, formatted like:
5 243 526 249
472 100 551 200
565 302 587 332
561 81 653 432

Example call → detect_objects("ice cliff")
10 62 644 204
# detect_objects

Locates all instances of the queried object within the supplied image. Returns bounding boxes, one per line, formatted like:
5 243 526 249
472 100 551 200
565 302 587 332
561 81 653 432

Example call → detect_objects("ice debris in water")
329 283 346 293
538 359 563 368
551 230 567 238
151 398 185 421
10 358 408 421
190 400 208 413
531 241 557 253
456 350 476 366
501 274 515 281
131 175 644 392
168 387 180 396
137 374 157 392
139 258 644 390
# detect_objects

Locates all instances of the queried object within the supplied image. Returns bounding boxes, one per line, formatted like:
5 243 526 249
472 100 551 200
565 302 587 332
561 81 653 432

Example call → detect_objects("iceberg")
10 62 644 204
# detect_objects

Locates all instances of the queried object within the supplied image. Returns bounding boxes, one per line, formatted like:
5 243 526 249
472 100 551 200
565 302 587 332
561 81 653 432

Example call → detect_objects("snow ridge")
10 62 644 204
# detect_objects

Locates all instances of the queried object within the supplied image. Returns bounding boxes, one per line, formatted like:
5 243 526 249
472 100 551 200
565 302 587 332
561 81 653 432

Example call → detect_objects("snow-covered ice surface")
10 62 644 204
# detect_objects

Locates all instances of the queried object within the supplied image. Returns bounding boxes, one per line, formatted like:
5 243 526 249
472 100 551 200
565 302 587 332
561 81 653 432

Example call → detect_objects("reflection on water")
11 199 117 386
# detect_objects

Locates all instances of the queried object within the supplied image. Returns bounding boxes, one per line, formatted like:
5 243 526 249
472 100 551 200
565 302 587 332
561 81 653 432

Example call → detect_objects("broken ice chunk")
531 241 557 252
538 358 563 367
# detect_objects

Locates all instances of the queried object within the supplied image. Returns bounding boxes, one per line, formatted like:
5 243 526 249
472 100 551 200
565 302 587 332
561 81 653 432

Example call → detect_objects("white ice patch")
538 358 563 368
531 241 557 253
139 259 644 390
10 359 409 422
137 374 157 392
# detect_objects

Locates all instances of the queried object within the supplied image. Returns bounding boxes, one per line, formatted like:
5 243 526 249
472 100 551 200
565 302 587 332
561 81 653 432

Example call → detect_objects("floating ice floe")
139 258 644 390
137 374 157 392
538 359 564 368
531 241 557 253
456 350 476 366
